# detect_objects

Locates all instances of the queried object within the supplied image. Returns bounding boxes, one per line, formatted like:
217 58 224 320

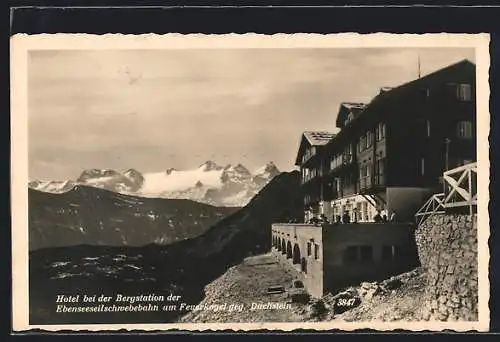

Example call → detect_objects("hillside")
29 185 239 250
29 171 303 324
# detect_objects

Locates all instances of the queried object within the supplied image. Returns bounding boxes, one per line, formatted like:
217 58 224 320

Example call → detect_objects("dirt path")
178 253 307 323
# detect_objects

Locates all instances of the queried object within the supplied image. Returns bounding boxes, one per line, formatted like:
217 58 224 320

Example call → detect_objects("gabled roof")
334 59 475 128
335 102 367 128
379 87 394 95
295 131 336 166
341 102 366 111
303 131 336 146
365 59 475 111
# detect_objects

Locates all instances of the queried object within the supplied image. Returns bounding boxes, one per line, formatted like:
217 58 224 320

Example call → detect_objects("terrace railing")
415 162 477 225
443 162 477 216
414 193 445 226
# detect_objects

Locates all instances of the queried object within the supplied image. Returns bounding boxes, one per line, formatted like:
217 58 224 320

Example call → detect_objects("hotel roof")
340 102 367 111
295 131 336 166
303 131 336 146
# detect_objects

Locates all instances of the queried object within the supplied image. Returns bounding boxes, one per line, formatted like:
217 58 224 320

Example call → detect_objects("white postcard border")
11 33 491 332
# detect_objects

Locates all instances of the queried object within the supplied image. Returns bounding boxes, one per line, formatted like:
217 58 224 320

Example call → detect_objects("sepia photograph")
10 33 490 331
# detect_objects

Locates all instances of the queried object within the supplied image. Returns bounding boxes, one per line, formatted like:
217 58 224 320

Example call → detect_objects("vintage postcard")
11 33 490 332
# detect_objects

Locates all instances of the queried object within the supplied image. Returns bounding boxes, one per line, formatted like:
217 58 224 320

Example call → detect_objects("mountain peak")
199 160 223 171
123 168 141 176
233 163 251 174
165 168 176 175
77 168 120 182
255 162 280 176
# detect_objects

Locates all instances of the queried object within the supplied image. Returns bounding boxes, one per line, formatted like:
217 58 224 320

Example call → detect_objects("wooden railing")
414 193 445 226
415 162 477 225
443 162 477 215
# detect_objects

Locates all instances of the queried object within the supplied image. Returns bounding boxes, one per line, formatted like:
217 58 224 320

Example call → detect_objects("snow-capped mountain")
76 168 144 192
29 180 76 194
252 161 281 187
28 161 281 207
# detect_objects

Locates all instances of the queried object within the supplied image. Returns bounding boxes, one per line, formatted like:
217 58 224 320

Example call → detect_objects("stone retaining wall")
415 214 478 321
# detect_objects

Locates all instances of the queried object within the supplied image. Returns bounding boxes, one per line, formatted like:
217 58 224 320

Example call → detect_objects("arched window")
293 244 301 264
301 257 307 274
286 241 293 259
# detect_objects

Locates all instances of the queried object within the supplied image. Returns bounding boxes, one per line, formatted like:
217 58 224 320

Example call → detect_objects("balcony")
329 154 354 173
302 173 322 185
359 176 372 192
359 174 386 193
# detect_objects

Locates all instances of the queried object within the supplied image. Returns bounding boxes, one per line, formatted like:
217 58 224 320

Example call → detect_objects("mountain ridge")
29 161 281 207
28 185 240 250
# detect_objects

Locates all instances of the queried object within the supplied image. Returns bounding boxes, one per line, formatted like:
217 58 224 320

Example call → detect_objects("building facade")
296 60 477 223
271 223 419 298
295 131 336 223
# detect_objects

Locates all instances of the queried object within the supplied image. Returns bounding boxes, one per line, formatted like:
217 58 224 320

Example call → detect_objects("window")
355 203 362 222
375 158 385 185
344 174 352 186
421 157 425 176
335 178 341 194
457 121 473 139
314 244 320 260
382 246 393 261
343 246 358 263
360 163 372 189
457 83 472 101
375 122 386 141
366 131 373 148
343 246 374 263
307 242 312 256
382 245 401 262
358 136 366 152
362 202 368 221
344 145 353 164
360 246 374 262
426 120 431 137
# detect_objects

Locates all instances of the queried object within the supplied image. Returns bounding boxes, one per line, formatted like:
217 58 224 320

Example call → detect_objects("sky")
28 47 475 180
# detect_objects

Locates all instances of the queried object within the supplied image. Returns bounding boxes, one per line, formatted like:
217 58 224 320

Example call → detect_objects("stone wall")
271 224 324 298
415 214 478 321
323 223 419 292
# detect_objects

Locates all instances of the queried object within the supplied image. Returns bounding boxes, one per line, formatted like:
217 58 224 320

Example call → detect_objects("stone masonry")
415 214 478 321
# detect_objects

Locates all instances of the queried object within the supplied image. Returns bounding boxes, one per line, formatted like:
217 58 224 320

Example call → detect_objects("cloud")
28 47 476 179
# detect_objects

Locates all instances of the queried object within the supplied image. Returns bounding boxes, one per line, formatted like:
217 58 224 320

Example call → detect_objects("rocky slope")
179 253 428 323
315 268 427 322
29 185 238 250
29 161 280 207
